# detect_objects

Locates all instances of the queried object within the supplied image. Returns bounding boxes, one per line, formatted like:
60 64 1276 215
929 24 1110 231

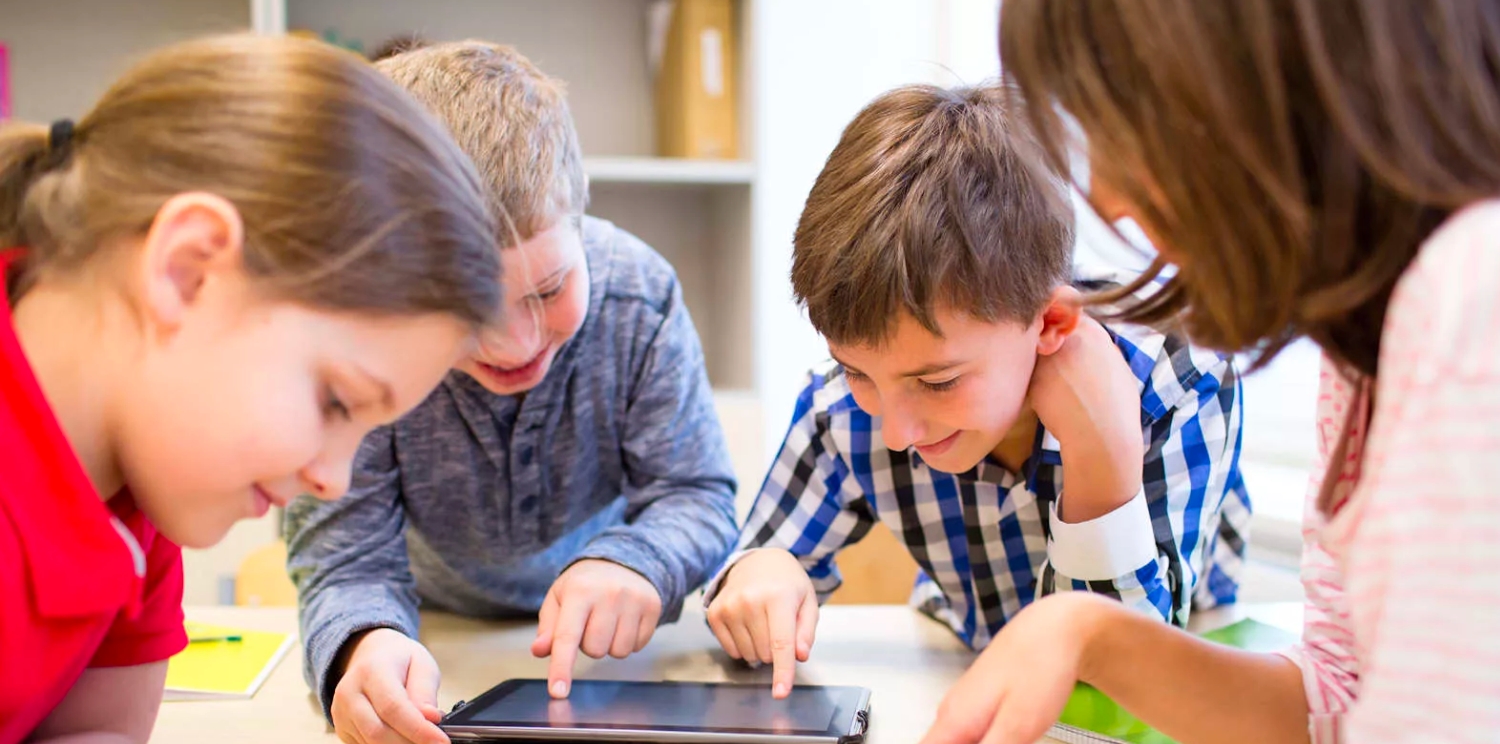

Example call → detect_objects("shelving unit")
6 0 974 603
583 157 755 185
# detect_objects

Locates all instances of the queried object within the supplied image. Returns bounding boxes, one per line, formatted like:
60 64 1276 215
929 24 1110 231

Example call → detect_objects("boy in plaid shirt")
704 84 1251 698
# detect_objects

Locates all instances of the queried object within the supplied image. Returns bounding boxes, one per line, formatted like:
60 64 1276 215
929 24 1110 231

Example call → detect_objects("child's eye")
843 367 869 383
535 283 565 302
920 377 960 393
323 388 352 422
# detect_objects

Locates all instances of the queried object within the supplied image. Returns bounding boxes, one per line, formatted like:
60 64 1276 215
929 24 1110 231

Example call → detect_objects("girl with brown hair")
0 34 500 743
921 1 1500 742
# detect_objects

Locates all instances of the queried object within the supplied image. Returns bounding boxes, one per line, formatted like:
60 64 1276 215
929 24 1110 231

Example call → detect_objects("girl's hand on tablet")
917 593 1112 744
332 628 448 744
705 548 819 700
532 559 664 699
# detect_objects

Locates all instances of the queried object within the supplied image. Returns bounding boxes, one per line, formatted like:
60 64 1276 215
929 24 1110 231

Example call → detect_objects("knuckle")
372 695 405 722
356 718 385 742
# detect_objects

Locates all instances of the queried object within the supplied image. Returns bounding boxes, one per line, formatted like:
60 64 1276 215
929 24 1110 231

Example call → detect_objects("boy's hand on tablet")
532 559 664 699
1029 315 1145 523
705 548 818 700
332 628 448 744
918 593 1111 744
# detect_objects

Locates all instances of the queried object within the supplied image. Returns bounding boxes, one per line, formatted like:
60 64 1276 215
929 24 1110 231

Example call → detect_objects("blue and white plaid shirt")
710 280 1251 649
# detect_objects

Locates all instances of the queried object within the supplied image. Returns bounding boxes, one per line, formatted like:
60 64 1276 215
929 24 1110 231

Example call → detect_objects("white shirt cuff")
1046 488 1157 581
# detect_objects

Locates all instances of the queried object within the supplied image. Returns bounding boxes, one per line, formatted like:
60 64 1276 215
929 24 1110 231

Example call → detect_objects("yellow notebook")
164 622 295 701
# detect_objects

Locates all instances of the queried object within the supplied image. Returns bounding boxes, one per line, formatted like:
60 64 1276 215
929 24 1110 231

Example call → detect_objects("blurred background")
0 0 1315 607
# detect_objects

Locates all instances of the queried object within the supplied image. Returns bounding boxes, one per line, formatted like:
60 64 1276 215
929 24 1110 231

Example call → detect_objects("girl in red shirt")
0 34 500 744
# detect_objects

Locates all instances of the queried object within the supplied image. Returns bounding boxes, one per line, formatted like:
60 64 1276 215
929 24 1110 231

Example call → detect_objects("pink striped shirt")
1284 201 1500 743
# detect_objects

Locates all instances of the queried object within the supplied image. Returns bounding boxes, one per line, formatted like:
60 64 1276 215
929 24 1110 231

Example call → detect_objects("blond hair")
0 34 501 324
377 40 587 244
792 83 1074 347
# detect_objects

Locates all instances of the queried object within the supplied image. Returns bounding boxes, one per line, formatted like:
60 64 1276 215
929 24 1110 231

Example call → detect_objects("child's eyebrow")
531 265 571 289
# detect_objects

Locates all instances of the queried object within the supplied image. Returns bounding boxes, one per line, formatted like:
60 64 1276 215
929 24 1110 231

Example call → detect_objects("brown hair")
0 33 501 325
791 83 1074 347
376 40 588 245
1000 0 1500 377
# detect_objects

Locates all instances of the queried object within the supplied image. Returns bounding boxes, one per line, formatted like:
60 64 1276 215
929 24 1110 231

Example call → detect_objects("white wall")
750 0 964 456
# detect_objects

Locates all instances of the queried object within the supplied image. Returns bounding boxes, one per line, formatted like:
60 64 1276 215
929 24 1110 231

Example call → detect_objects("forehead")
500 218 584 287
829 308 1029 371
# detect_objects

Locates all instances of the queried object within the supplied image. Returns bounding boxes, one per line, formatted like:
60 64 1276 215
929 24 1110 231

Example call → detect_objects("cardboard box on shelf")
652 0 739 160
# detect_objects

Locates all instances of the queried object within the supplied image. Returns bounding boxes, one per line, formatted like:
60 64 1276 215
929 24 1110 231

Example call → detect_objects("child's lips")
914 430 962 457
478 346 549 386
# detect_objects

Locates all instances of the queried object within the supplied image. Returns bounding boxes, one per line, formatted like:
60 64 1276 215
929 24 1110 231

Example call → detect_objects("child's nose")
880 400 925 452
300 442 357 502
481 303 545 364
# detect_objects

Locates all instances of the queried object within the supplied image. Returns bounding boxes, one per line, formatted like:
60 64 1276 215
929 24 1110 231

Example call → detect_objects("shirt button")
519 447 533 466
519 495 538 512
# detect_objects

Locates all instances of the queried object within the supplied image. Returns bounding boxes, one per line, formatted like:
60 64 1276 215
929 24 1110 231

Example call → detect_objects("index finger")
547 599 593 699
366 671 449 744
766 600 800 699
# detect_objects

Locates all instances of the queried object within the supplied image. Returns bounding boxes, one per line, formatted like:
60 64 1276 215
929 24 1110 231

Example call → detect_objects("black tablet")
441 679 872 743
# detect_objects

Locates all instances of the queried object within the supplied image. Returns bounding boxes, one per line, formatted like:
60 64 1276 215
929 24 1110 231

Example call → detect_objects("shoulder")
582 215 681 315
1383 199 1500 385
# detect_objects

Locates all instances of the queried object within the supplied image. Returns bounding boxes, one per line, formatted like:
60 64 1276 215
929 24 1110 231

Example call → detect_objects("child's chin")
919 449 985 475
159 518 232 551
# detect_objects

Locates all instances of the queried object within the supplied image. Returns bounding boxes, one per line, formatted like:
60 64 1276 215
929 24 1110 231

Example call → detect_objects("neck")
11 281 126 501
990 403 1039 473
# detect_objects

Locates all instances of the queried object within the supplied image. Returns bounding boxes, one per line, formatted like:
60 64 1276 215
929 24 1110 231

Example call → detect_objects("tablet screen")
443 680 868 738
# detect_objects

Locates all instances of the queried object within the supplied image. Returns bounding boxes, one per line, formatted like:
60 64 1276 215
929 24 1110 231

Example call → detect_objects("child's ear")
138 192 245 334
1035 285 1084 357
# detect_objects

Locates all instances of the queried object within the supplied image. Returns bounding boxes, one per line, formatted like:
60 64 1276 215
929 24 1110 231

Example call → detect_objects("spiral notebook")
1047 618 1299 744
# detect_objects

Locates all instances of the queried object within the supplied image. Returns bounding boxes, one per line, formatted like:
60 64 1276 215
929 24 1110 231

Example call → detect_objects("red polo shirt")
0 253 186 743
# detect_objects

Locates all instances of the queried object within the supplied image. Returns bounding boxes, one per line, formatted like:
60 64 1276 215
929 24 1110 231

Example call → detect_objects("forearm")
1083 602 1310 744
1057 432 1143 522
578 485 737 621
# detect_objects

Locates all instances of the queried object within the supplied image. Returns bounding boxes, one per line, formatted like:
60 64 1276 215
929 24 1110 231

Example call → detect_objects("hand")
705 548 818 699
331 628 447 744
1028 314 1144 522
918 593 1117 744
531 559 664 698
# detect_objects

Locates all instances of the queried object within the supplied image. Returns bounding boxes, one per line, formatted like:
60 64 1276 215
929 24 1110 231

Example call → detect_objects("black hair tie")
47 118 76 160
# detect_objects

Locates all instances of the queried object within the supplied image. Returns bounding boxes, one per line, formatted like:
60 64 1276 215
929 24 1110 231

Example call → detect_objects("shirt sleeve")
89 523 186 668
703 371 877 606
573 274 739 623
1039 351 1246 628
284 425 420 719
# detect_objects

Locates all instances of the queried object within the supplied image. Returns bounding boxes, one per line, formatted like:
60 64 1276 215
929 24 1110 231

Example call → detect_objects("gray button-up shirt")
284 216 738 713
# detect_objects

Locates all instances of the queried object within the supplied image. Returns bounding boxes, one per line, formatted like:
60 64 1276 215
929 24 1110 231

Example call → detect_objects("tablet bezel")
440 679 871 744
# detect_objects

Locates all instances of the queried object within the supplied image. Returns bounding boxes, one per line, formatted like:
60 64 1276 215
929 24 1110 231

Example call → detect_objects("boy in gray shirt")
284 41 738 744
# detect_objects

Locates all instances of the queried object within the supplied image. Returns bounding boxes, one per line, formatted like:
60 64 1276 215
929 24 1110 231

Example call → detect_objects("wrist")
1056 435 1143 523
1075 597 1133 685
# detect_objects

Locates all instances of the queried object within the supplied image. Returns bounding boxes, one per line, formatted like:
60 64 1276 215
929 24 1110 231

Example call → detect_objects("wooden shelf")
584 157 755 185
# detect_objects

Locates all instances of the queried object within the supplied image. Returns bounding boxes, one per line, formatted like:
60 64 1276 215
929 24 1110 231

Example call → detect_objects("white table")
151 603 1300 744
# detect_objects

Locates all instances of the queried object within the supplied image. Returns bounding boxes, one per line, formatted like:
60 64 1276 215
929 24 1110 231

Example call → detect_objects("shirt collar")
1 250 141 619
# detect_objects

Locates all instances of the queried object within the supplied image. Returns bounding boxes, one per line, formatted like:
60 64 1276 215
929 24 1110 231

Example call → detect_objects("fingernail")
552 680 569 698
774 683 789 697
